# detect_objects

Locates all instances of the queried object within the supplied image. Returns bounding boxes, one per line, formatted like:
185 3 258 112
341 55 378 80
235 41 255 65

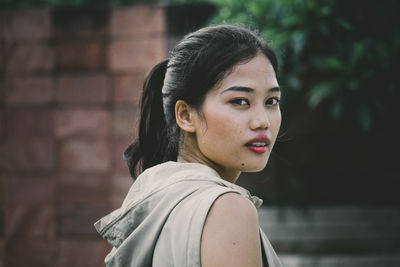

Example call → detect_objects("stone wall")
0 5 167 266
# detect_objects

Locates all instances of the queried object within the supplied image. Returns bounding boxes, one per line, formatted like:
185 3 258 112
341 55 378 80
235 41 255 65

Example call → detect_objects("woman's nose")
250 109 270 130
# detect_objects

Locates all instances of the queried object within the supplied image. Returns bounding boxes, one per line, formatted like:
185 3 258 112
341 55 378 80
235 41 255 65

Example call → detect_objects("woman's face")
190 53 281 181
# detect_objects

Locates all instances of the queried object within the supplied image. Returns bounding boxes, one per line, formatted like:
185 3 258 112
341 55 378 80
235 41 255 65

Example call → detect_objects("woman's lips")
245 134 270 154
246 146 267 153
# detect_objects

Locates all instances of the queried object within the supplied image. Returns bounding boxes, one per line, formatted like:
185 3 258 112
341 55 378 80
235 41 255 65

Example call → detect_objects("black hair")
124 24 278 178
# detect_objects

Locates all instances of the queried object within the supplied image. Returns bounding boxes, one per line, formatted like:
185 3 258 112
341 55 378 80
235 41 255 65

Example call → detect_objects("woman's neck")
177 142 241 184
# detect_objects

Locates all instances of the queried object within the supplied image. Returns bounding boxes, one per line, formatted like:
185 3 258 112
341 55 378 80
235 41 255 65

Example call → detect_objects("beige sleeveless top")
94 161 282 267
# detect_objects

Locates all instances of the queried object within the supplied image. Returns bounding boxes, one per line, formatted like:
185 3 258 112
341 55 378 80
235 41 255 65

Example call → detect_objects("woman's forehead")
214 54 278 92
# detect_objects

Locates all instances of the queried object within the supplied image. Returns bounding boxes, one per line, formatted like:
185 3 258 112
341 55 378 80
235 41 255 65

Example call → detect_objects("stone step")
279 253 400 267
259 206 400 253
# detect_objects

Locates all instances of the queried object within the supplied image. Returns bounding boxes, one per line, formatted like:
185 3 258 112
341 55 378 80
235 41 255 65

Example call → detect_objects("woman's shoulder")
200 192 262 267
203 192 259 238
209 192 258 216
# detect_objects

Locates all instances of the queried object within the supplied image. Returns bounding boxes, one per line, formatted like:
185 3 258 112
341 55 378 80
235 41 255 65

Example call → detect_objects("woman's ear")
175 100 196 133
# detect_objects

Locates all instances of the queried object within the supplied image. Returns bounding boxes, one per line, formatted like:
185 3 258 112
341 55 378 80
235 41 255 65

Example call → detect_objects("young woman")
95 24 282 267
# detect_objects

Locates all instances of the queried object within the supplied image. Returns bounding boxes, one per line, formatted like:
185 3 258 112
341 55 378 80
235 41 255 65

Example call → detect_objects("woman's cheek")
199 111 235 148
272 112 282 137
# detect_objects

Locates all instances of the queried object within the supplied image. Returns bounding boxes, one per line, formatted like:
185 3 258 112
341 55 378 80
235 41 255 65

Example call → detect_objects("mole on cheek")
241 163 245 166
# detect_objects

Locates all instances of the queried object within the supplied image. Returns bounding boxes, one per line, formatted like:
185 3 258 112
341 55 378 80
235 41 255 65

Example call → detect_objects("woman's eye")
230 98 249 106
266 97 280 106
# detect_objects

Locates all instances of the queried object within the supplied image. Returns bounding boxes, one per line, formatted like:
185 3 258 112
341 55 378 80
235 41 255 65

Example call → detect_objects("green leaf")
286 74 301 91
351 43 366 64
307 81 336 108
359 105 371 130
330 99 343 118
313 57 344 72
291 31 306 55
336 18 353 31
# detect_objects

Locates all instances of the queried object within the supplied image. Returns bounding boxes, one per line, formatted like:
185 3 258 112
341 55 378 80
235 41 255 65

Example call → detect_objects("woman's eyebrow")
221 86 280 94
269 86 280 93
221 86 254 94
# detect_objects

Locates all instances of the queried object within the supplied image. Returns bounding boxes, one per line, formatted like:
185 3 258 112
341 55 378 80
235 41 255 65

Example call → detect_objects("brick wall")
0 5 167 266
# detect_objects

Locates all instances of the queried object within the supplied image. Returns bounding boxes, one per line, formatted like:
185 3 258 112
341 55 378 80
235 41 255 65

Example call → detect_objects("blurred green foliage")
206 0 400 130
3 0 399 130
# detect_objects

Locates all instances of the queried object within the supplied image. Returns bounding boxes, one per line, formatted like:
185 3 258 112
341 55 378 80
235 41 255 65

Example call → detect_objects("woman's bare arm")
201 192 263 267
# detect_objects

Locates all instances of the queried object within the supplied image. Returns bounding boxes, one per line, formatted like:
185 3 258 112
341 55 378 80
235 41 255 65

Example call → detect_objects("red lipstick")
245 134 271 154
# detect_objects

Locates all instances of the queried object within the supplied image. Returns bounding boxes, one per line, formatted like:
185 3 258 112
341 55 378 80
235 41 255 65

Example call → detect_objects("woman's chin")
239 159 269 173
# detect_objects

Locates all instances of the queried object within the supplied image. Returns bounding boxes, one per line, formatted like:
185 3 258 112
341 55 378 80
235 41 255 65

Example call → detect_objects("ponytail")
124 59 176 178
